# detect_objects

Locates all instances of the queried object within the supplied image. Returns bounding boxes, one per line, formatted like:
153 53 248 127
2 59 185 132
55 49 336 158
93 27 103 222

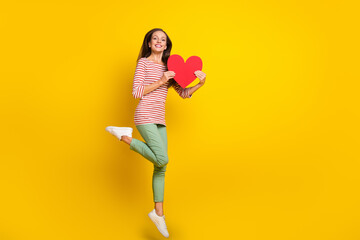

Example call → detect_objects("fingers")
194 71 206 80
168 71 175 78
166 71 176 77
194 70 206 76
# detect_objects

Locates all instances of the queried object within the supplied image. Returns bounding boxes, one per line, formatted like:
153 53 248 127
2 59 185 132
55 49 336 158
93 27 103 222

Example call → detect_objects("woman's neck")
147 53 163 63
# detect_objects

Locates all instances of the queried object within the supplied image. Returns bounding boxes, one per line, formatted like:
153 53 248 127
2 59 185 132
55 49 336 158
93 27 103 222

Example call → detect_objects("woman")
106 28 206 238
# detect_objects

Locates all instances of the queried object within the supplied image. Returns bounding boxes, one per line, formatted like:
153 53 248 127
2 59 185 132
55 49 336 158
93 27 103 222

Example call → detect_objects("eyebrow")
153 35 166 39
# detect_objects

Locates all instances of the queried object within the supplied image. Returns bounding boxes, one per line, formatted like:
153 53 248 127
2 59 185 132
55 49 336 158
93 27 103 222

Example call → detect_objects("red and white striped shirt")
132 57 192 126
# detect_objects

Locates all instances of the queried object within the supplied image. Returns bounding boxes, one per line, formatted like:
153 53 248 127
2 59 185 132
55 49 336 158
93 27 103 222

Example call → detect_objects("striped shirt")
132 57 192 126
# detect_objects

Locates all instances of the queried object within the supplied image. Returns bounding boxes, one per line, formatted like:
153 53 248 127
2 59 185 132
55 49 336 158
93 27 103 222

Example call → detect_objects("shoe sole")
105 126 132 131
105 126 133 138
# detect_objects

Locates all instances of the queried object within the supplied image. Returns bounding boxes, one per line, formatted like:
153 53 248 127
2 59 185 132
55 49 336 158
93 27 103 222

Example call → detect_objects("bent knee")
156 155 169 167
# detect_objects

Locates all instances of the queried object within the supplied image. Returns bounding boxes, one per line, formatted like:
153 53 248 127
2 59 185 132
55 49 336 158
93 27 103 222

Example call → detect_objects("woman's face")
148 31 167 52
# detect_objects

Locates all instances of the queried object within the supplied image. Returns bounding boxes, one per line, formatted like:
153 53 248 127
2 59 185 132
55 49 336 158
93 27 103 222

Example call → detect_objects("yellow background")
1 0 359 239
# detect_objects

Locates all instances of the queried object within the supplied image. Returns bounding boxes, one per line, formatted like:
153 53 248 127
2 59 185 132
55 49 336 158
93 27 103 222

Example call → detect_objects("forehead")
152 31 166 38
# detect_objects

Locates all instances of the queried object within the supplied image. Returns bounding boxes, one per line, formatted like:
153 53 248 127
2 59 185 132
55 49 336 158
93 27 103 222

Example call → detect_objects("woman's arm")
142 71 175 96
187 82 204 96
143 78 167 95
187 70 206 96
172 70 206 98
132 59 173 98
173 81 192 99
132 59 146 99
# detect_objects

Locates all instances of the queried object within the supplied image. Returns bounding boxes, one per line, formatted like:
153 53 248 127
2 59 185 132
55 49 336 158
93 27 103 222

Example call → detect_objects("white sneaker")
148 209 169 238
105 126 133 141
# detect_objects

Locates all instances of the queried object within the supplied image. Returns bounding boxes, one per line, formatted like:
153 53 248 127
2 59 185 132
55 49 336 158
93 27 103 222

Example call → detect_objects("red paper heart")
167 54 203 88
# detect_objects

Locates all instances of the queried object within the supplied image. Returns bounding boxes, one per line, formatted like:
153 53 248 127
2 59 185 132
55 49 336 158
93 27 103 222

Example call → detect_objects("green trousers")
129 123 169 202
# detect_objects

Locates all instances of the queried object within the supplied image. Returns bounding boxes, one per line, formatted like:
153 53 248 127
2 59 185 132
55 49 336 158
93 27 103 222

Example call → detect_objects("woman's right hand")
161 71 176 84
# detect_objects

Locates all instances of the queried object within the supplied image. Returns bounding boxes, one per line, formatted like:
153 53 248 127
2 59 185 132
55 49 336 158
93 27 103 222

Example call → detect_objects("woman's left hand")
194 70 206 85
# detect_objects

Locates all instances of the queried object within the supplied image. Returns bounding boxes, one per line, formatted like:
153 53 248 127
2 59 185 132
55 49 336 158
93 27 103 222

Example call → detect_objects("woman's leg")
153 124 168 215
153 125 168 201
127 124 168 168
122 124 169 216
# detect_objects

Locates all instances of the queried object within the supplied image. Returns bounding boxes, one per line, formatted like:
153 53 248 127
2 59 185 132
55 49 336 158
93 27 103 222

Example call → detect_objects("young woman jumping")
106 28 206 238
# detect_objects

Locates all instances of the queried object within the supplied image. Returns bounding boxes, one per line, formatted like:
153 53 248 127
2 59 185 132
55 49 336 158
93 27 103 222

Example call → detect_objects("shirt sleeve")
132 58 146 99
172 81 192 99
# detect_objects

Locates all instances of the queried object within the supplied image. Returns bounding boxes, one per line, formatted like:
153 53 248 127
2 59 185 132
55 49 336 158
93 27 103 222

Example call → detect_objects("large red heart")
167 54 203 88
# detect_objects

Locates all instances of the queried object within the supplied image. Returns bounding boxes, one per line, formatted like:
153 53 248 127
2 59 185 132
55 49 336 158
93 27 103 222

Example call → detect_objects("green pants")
129 123 168 202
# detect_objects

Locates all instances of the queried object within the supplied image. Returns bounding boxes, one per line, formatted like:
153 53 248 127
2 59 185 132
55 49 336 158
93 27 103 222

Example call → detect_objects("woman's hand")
194 70 206 85
161 71 176 84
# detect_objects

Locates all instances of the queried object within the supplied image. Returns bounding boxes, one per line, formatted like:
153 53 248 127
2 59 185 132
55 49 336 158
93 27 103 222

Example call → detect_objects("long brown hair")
136 28 175 88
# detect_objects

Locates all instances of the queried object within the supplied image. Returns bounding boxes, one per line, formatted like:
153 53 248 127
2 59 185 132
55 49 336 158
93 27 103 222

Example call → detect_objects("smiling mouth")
155 45 162 48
